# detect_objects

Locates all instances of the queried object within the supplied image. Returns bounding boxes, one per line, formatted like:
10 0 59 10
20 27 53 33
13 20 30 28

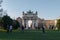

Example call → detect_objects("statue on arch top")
27 10 33 14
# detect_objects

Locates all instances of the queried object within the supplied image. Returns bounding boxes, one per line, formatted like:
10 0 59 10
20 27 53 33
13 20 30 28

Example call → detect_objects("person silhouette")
9 25 13 32
21 25 24 32
42 26 45 33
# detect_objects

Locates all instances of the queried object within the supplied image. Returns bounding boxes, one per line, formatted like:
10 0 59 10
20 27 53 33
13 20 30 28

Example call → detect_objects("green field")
0 30 60 40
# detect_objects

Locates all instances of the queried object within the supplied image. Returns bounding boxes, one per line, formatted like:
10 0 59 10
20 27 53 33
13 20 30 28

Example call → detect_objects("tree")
56 19 60 30
2 15 13 29
12 20 20 29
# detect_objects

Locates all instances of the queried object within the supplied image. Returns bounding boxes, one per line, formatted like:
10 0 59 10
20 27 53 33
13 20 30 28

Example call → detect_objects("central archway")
28 20 32 28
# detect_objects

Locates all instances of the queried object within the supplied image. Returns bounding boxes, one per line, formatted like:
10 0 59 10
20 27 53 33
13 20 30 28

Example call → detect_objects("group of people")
7 25 13 33
6 24 45 34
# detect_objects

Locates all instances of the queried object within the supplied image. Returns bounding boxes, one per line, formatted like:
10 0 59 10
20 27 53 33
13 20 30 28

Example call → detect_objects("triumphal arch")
22 10 38 29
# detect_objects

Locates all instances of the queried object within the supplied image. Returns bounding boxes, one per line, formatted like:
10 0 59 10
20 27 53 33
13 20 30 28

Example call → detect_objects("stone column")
32 20 35 29
26 20 28 29
36 20 38 27
22 19 24 26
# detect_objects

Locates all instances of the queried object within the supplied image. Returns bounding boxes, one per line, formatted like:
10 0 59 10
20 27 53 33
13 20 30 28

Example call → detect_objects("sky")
1 0 60 20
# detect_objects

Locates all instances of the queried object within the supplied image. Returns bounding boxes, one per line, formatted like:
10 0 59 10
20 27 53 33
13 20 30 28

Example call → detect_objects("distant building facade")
22 10 56 30
45 20 55 30
16 10 56 30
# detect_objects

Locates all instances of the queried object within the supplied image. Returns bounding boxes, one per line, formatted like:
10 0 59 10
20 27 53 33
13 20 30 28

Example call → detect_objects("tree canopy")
2 15 13 29
1 15 20 30
12 20 20 29
57 19 60 30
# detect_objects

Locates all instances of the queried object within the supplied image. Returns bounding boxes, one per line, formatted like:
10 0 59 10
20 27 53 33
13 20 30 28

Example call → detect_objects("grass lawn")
0 30 60 40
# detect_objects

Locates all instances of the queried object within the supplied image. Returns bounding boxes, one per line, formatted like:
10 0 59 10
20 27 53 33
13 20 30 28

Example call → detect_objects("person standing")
21 25 24 32
42 25 45 33
9 25 13 32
